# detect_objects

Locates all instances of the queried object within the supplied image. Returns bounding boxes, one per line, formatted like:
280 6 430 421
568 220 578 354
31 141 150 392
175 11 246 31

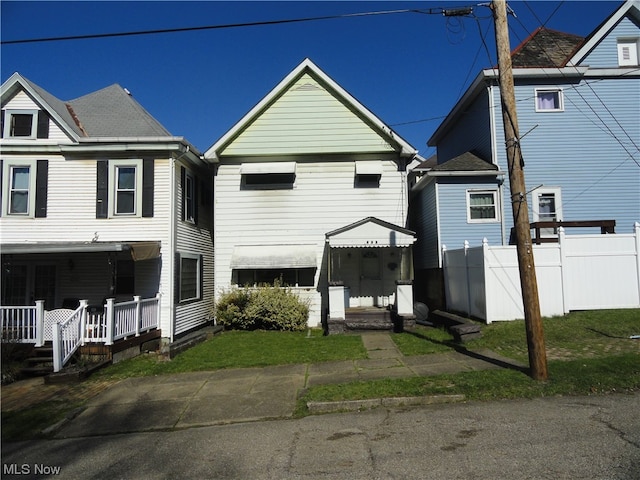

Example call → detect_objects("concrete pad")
355 357 403 370
305 372 361 387
195 376 257 397
307 360 356 376
56 400 187 437
367 348 402 360
408 363 474 376
357 366 415 381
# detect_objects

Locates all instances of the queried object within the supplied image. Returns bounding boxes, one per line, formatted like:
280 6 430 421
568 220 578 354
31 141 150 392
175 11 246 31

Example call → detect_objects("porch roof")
230 244 317 269
326 217 416 248
1 241 160 260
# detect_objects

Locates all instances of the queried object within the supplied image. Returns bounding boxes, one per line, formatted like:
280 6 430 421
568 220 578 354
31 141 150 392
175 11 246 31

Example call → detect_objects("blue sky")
1 1 620 156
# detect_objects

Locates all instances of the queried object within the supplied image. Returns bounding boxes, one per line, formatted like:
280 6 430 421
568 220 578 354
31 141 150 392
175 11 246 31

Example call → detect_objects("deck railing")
1 294 161 372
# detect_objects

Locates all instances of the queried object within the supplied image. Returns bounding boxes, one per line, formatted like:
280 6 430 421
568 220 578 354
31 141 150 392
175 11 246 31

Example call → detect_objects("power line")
0 6 480 45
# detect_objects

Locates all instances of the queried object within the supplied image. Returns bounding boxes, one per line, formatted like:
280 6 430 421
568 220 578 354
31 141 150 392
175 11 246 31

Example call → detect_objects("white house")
0 73 214 363
205 59 419 332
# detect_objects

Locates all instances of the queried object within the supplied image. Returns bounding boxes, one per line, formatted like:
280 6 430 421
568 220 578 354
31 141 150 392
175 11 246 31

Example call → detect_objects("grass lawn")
2 310 638 441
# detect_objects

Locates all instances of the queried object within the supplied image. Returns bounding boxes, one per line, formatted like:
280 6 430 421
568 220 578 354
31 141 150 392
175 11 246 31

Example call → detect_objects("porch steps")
21 345 54 377
345 308 394 331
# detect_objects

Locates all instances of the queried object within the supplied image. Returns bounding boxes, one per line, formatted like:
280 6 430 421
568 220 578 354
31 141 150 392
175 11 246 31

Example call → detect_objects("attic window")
618 39 639 66
355 161 382 188
534 89 563 112
3 110 38 138
240 162 296 190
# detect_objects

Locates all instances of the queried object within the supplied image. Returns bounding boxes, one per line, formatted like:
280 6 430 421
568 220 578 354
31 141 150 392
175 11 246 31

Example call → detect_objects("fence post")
134 295 141 337
105 298 115 346
482 238 490 323
35 300 45 347
635 222 640 306
464 240 471 317
79 299 88 346
155 292 161 330
558 227 570 314
52 323 62 373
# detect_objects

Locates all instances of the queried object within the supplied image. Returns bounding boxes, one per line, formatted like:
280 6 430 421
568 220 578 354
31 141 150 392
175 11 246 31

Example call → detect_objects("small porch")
1 295 161 374
325 217 417 334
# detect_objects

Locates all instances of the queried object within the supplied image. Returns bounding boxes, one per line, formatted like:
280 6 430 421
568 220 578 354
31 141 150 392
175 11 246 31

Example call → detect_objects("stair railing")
52 300 88 372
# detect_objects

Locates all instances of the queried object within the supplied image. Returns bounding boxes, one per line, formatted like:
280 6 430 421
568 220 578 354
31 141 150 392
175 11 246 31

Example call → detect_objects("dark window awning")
1 241 161 261
230 244 317 269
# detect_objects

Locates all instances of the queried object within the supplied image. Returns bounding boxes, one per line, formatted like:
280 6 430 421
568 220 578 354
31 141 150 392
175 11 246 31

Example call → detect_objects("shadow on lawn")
405 328 530 375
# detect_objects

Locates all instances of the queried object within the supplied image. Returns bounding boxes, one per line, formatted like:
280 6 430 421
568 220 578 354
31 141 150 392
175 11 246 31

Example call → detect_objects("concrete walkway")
2 332 525 438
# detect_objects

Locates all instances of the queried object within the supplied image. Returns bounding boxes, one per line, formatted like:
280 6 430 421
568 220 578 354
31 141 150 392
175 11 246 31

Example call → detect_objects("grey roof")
432 151 498 171
511 27 585 68
68 84 171 137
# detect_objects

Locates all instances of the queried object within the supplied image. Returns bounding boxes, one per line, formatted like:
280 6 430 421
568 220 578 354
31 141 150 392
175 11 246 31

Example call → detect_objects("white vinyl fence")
443 223 640 323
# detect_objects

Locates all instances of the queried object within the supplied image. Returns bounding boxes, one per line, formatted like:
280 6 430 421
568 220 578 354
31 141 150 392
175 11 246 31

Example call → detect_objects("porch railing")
1 294 161 372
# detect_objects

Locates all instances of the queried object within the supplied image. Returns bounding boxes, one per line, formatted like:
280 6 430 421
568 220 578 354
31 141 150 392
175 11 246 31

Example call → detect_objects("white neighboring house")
0 73 214 350
205 58 419 332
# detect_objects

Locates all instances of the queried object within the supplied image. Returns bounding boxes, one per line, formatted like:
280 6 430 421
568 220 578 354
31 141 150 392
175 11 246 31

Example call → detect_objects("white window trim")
534 88 564 112
3 109 38 139
466 189 500 224
108 159 143 217
617 39 639 67
2 159 37 217
184 170 195 223
179 252 201 303
531 186 563 223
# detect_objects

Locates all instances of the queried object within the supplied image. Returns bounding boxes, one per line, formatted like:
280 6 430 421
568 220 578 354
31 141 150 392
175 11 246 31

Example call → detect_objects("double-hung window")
467 190 500 223
108 160 143 216
185 171 195 222
535 88 563 112
2 160 38 217
178 253 202 302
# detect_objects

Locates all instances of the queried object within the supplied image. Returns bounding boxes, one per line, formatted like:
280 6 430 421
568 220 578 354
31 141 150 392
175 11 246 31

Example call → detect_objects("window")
2 159 40 217
240 162 296 190
535 89 563 112
184 171 195 222
467 190 500 223
355 161 382 188
115 260 135 295
179 253 201 302
234 268 316 287
618 39 639 66
355 174 381 188
532 187 563 237
3 110 38 138
107 160 143 217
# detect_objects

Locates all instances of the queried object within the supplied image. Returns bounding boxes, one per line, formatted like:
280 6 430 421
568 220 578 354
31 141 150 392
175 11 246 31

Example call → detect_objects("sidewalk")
1 332 525 438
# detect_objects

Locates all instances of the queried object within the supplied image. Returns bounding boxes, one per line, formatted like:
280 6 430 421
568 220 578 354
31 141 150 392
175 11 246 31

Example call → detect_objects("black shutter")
35 160 48 218
0 160 3 214
0 110 5 138
142 158 154 217
96 160 108 218
36 111 49 139
180 166 186 221
199 254 204 300
193 177 199 225
175 252 181 304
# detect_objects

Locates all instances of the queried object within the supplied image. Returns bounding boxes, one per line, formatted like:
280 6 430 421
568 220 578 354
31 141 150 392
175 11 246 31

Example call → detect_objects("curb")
307 394 466 414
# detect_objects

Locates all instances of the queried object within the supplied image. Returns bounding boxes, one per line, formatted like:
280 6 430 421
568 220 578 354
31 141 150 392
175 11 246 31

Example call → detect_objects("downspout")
168 156 176 343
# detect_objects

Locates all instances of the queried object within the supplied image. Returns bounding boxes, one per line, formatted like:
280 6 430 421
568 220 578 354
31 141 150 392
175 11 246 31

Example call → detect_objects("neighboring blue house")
410 0 640 310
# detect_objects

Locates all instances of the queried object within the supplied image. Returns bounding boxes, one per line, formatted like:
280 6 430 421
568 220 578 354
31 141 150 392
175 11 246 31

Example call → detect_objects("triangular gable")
568 0 640 66
326 217 416 248
1 72 84 140
205 58 417 161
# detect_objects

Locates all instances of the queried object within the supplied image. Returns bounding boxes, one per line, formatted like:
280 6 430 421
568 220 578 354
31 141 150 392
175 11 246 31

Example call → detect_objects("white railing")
52 301 87 372
1 294 161 372
0 301 45 346
442 223 640 323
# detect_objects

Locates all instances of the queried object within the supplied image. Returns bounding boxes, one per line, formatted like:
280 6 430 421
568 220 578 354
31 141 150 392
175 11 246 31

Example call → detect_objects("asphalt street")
2 392 639 480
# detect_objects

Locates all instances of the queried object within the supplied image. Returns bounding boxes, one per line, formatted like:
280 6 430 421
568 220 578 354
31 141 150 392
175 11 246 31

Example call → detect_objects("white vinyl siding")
221 74 395 156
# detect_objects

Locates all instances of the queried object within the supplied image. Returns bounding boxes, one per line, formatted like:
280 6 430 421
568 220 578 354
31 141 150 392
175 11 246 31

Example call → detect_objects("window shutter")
199 254 204 300
0 110 4 138
0 159 3 214
142 158 154 217
175 252 181 304
180 166 186 221
35 160 48 218
96 160 109 218
37 111 50 139
193 177 199 225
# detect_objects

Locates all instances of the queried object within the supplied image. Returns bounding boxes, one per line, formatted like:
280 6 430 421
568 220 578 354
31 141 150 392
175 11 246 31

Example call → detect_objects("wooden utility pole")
491 0 548 381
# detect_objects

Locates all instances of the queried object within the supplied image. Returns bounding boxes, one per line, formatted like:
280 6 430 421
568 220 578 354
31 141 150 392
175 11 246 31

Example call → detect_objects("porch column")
34 300 45 347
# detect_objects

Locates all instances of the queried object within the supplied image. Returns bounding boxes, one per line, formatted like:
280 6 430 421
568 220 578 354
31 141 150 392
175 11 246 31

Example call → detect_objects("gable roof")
511 27 585 68
569 0 640 65
205 58 417 161
1 72 172 139
431 151 498 172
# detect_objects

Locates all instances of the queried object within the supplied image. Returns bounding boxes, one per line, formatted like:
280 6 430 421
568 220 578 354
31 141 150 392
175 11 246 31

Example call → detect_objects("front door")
1 263 56 309
533 187 563 238
360 250 381 307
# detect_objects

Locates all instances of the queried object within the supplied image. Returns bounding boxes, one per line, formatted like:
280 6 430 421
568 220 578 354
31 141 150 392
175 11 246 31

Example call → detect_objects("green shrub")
215 283 309 331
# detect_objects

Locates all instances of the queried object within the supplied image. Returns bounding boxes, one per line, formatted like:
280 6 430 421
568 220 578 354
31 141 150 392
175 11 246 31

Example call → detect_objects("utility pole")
491 0 548 380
